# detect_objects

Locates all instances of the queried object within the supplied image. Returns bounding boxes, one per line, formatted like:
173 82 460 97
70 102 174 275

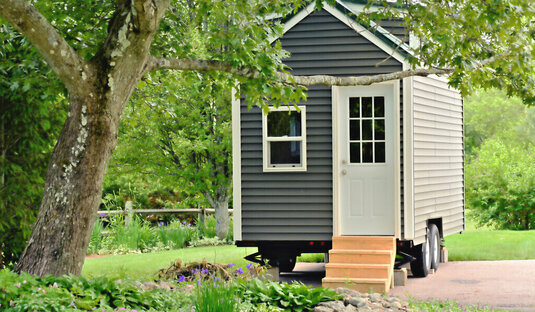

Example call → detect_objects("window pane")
267 111 301 137
362 142 373 163
375 142 385 163
362 97 373 117
350 120 360 140
374 119 385 140
374 97 385 117
350 143 361 163
349 97 360 118
362 120 372 140
270 141 301 164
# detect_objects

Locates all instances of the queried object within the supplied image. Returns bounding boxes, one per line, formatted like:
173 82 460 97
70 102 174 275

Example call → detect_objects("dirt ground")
281 261 535 311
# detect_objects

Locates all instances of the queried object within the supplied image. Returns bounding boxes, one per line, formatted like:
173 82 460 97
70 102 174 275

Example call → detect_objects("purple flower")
246 263 254 270
99 213 105 217
201 268 209 275
228 263 235 268
177 275 186 282
236 267 244 275
158 221 164 227
192 269 199 274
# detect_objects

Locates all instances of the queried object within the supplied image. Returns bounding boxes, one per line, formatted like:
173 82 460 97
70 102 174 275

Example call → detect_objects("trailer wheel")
269 256 296 272
410 228 431 277
429 223 440 271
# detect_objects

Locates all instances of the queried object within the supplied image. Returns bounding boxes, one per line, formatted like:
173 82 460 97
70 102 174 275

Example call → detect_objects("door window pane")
362 120 373 140
375 142 385 163
349 97 360 118
374 119 385 140
270 141 301 164
267 111 301 137
374 97 385 117
350 143 361 163
362 143 373 163
350 120 360 140
362 97 373 117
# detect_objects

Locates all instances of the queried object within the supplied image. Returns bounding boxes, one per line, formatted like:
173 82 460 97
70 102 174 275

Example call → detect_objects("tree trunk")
210 197 230 240
14 89 124 276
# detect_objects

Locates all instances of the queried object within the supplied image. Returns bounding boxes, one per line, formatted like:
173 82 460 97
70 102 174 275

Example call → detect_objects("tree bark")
205 193 230 240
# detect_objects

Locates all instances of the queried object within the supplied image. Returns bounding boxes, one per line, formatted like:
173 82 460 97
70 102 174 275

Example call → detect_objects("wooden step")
329 249 392 264
322 277 389 293
332 236 396 250
325 263 390 279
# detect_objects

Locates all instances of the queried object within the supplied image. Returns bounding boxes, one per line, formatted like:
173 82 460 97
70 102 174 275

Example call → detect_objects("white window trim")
262 106 307 172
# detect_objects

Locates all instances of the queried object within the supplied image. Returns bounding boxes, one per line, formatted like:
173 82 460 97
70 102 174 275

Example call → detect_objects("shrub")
156 220 198 249
466 137 535 230
239 278 343 312
0 269 192 311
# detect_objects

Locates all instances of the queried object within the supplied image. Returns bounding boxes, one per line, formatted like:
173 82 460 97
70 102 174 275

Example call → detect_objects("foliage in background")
464 89 535 230
0 25 66 268
108 69 233 239
87 215 231 255
465 137 535 230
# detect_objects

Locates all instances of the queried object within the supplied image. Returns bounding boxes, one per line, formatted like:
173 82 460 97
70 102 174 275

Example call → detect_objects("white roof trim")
270 1 409 65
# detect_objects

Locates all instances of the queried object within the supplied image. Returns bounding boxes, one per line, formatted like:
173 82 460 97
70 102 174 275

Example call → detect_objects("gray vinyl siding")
240 9 403 241
412 76 464 244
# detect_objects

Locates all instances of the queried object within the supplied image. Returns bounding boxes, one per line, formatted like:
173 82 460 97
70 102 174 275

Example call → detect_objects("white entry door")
337 85 395 235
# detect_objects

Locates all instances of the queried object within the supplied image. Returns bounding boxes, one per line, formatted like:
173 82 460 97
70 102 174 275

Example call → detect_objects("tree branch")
148 55 500 87
0 0 90 92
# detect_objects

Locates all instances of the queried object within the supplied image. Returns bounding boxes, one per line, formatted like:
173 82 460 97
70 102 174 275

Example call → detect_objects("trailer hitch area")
244 252 267 266
394 251 415 269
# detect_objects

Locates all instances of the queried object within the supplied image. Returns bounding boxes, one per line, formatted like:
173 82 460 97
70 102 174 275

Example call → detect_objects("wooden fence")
97 201 233 226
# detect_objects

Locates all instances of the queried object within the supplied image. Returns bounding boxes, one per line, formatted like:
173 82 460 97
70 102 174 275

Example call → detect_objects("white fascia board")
269 1 410 68
231 85 242 241
268 2 316 44
402 62 415 240
323 4 407 64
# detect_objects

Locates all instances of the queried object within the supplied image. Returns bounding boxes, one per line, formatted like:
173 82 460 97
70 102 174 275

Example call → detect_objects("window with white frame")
262 106 307 171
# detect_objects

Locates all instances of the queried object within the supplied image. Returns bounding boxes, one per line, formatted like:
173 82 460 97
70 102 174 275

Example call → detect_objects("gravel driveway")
280 260 535 311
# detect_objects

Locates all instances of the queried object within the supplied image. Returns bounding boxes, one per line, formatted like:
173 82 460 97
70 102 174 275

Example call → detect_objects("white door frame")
332 81 401 237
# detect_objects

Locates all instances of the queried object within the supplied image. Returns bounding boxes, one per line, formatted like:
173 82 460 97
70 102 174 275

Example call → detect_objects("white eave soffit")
269 0 411 65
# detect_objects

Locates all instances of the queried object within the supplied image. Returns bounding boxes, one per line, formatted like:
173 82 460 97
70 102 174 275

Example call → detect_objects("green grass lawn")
444 218 535 261
83 217 535 280
82 245 257 280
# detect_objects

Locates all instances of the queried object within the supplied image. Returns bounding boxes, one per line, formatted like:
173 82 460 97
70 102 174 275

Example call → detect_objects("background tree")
1 0 534 276
465 89 535 230
110 70 233 240
0 25 67 268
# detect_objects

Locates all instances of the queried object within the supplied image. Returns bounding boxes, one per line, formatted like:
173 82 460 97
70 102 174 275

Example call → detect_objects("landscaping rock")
317 300 346 311
312 288 412 312
141 281 159 290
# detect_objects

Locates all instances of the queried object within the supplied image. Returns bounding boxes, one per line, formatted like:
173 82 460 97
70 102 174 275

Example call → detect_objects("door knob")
341 169 347 175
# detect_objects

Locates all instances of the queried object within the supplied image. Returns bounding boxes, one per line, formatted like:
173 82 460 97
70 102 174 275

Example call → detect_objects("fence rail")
97 201 233 226
97 208 234 216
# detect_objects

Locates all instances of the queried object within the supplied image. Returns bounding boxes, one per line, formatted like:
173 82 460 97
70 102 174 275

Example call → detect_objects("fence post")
198 204 205 226
125 201 133 227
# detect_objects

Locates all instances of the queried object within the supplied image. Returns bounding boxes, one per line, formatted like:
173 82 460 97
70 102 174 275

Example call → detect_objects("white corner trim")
393 79 401 239
262 106 307 172
268 2 316 44
402 62 415 240
323 5 407 64
231 85 242 241
332 86 341 237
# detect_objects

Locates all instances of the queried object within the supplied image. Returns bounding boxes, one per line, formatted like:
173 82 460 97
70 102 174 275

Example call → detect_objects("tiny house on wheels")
232 0 464 292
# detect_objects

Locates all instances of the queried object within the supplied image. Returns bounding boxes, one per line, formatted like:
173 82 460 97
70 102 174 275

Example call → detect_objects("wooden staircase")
322 236 396 293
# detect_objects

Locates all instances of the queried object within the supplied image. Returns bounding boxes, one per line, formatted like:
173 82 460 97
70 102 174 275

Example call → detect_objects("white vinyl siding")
412 75 464 245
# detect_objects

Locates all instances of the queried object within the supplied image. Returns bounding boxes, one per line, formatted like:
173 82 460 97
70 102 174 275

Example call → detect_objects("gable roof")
270 1 411 65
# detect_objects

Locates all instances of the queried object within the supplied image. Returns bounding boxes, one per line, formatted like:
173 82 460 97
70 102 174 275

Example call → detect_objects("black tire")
410 228 431 277
429 223 441 271
269 256 296 272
